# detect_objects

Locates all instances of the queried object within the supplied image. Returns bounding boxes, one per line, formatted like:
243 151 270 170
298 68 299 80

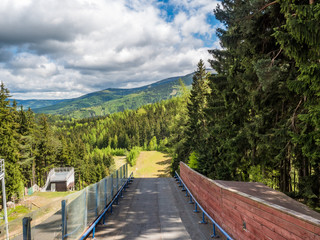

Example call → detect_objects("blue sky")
0 0 221 99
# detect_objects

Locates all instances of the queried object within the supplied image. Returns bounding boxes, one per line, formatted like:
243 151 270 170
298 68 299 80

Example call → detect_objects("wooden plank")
222 188 320 235
180 162 320 239
229 198 308 240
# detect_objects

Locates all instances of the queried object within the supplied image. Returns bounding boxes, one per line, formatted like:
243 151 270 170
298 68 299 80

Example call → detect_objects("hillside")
13 99 66 110
32 73 193 118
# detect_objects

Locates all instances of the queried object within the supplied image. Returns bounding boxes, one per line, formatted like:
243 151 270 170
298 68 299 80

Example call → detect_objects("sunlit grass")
30 191 74 199
129 151 171 178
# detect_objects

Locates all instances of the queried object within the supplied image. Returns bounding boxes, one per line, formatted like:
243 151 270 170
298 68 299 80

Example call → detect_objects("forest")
0 82 182 199
171 0 320 208
0 0 319 210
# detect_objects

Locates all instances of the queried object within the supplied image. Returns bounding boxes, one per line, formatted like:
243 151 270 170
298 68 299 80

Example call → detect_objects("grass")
29 191 74 199
0 206 31 222
129 151 171 178
114 156 127 169
0 191 76 224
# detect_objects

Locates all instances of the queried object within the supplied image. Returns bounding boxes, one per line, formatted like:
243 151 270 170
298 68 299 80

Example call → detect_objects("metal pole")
2 171 9 240
194 202 199 212
105 178 107 207
111 174 114 198
211 223 217 238
84 189 87 229
23 217 32 240
116 170 119 192
95 183 99 216
61 200 67 240
200 212 207 224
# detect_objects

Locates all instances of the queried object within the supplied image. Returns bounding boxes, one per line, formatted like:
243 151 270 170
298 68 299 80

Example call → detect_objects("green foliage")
126 147 141 167
171 0 320 207
188 152 199 170
0 83 24 199
148 136 158 151
33 73 193 118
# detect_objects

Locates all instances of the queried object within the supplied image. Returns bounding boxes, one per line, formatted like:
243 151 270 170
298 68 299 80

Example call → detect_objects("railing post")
92 226 96 239
61 200 67 240
111 174 114 198
95 183 99 216
211 223 217 238
200 212 207 224
105 178 107 207
23 217 32 240
116 170 119 191
194 202 199 213
1 165 9 240
84 188 87 230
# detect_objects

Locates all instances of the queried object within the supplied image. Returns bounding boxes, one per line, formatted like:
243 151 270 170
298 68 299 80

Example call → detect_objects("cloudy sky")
1 0 221 99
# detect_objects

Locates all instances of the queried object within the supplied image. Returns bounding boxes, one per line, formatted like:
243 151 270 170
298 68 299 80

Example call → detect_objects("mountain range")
14 72 194 118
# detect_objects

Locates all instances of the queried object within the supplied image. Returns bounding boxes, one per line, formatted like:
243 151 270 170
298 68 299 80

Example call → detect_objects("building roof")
50 167 74 182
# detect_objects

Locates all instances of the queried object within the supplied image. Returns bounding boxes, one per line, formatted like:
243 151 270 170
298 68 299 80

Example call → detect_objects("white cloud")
0 0 220 99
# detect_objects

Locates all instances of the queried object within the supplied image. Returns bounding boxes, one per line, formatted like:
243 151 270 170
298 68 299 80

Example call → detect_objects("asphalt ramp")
90 178 215 240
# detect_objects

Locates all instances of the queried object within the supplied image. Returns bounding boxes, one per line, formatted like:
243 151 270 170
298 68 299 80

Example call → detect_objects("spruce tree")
274 0 320 204
0 83 24 198
185 59 209 159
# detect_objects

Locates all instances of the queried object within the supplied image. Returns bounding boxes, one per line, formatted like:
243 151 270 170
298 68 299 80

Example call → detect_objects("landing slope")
130 151 171 178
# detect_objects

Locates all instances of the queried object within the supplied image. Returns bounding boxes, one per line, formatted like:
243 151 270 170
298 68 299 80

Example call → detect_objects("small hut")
42 167 74 192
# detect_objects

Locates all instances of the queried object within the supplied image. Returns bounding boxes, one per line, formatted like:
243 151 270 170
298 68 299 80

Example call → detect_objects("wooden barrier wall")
180 162 320 240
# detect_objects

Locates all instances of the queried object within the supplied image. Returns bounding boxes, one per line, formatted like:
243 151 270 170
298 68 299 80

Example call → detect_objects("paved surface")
90 178 215 240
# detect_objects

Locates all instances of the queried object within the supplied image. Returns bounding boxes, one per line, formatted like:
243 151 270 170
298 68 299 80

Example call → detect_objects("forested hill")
26 73 193 118
1 80 186 199
14 99 65 110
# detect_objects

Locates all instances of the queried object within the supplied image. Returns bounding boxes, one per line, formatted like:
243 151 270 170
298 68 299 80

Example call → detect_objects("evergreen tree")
0 83 24 198
185 60 209 158
274 0 320 205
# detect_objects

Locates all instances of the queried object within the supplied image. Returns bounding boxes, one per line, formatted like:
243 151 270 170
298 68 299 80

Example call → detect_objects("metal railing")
60 164 130 240
0 159 8 240
175 171 233 240
16 164 130 240
40 168 55 192
78 171 134 240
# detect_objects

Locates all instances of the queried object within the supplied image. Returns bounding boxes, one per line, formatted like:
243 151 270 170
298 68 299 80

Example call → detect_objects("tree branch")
244 1 278 20
291 99 303 131
270 48 283 66
259 1 278 13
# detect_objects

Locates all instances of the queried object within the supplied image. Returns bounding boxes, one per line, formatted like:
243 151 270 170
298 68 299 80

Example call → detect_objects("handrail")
65 168 74 181
78 172 133 240
41 168 55 192
175 171 233 240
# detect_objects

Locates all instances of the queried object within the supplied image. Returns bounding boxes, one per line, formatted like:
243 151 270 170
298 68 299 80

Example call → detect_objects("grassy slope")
129 151 171 178
0 191 74 224
113 151 171 178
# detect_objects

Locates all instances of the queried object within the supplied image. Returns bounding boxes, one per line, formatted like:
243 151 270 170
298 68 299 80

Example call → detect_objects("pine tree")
0 83 24 198
185 60 209 157
18 107 36 186
274 0 320 205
